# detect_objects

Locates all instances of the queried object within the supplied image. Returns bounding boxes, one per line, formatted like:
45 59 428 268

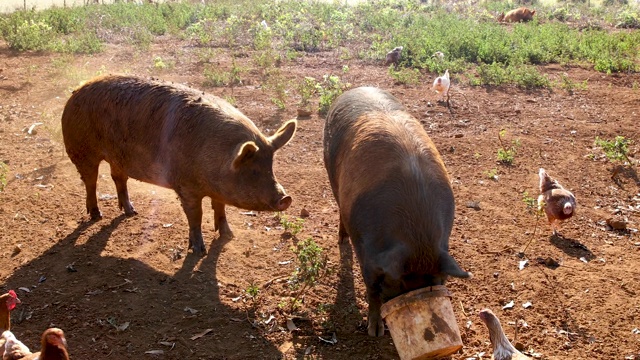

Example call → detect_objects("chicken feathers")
538 168 576 235
2 328 69 360
432 69 450 102
479 309 530 360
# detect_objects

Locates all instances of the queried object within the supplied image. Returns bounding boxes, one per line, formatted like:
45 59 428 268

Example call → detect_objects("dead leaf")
117 322 130 331
18 287 30 293
190 328 213 340
278 341 293 353
286 318 299 331
183 307 198 314
318 332 337 344
522 301 532 309
264 314 275 324
502 300 515 310
519 259 528 270
145 350 164 355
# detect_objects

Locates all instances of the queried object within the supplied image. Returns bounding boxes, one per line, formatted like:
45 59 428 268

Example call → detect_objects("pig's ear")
232 141 259 170
269 119 297 150
531 10 536 15
439 252 472 279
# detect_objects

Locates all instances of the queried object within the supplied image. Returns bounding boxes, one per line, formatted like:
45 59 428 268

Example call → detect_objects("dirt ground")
1 36 639 360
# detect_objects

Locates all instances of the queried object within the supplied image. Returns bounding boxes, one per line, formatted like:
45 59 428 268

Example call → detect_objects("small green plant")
522 191 537 213
224 95 237 107
279 214 305 236
316 74 350 115
0 162 8 192
246 282 260 299
288 237 330 311
388 66 421 85
594 136 633 164
558 73 588 94
297 76 318 109
153 56 167 69
263 68 288 110
485 168 498 180
203 59 244 88
496 129 520 165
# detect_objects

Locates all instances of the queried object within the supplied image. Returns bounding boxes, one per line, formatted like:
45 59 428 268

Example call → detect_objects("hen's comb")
8 290 17 299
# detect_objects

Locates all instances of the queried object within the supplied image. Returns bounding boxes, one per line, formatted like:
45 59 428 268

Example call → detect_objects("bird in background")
432 51 445 61
432 69 450 102
385 46 403 67
479 309 530 360
537 168 576 236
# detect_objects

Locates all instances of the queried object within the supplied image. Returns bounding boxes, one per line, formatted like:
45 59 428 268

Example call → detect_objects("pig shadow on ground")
326 239 362 334
549 233 595 261
3 216 284 359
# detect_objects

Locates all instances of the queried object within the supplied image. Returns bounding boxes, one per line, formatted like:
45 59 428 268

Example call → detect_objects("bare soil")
1 37 639 360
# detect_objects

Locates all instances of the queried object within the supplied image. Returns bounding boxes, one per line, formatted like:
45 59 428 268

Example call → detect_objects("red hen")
538 168 576 235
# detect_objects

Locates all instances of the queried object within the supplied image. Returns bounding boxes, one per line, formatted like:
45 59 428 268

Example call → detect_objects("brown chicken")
2 328 69 360
0 291 20 332
0 291 20 356
538 168 576 235
479 309 530 360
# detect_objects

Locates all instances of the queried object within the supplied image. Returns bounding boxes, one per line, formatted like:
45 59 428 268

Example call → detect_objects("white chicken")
432 69 450 102
432 51 445 61
479 309 530 360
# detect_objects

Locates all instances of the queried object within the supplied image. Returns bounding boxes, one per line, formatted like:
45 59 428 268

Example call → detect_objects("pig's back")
62 75 256 186
323 87 405 188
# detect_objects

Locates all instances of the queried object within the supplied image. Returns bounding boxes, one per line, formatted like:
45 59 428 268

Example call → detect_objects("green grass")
0 0 638 83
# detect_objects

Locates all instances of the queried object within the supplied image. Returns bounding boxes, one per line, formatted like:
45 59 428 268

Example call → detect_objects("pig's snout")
276 195 292 211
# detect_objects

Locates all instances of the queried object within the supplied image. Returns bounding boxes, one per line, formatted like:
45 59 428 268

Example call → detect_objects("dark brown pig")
323 87 471 337
61 75 296 255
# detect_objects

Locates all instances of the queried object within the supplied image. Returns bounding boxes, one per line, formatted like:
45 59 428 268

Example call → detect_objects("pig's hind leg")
110 165 137 216
212 201 233 238
178 193 207 255
72 157 102 220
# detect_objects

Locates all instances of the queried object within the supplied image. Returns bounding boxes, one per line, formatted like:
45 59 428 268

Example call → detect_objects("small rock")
606 217 627 230
515 342 525 351
465 201 481 210
300 208 310 218
454 133 463 138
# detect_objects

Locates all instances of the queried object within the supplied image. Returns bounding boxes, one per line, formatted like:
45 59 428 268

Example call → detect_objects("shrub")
0 163 8 192
316 74 350 115
594 136 633 164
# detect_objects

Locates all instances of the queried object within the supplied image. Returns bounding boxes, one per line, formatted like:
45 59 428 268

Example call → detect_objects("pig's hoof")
191 245 207 256
89 208 102 220
124 209 138 217
188 239 207 256
367 320 385 337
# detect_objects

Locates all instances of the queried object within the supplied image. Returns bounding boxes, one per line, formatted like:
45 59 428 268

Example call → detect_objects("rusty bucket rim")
380 285 452 319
